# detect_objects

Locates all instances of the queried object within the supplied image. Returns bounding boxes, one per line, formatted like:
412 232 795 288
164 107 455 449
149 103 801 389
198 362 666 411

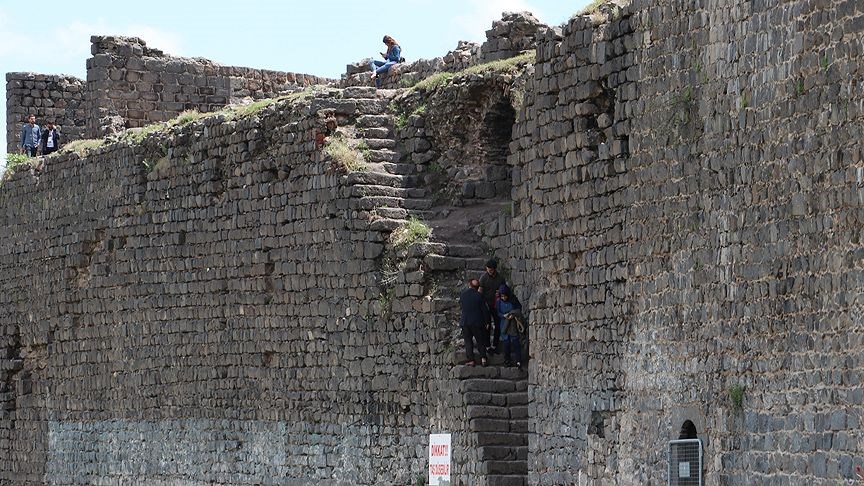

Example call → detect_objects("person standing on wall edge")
370 35 402 88
20 114 41 157
41 121 61 155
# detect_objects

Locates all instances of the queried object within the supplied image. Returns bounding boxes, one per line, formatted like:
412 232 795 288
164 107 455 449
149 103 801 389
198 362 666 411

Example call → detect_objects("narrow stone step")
464 391 508 407
352 196 434 211
483 461 528 475
309 98 357 114
444 244 488 258
405 241 446 258
424 254 466 271
463 379 516 394
365 149 401 163
483 476 525 486
374 207 410 219
454 350 511 367
475 432 528 447
467 405 509 420
381 162 416 175
362 138 397 150
346 171 414 188
453 364 504 380
343 86 378 99
462 257 491 269
356 114 393 128
369 218 408 232
479 446 528 462
350 184 417 198
359 127 391 138
470 418 511 433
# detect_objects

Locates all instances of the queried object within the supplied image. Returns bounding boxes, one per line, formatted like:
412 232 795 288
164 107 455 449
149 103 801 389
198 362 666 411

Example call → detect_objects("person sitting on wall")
459 278 490 366
370 35 403 88
40 121 61 155
496 284 525 368
479 258 506 354
20 114 41 157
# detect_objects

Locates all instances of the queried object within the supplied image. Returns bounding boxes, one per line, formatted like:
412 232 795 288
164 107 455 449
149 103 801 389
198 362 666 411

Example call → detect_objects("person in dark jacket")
496 284 525 368
479 258 506 353
40 122 60 155
459 278 489 366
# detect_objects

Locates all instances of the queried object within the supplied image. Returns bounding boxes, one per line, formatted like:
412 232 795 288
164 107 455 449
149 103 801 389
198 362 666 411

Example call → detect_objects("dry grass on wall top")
389 217 432 249
58 139 107 156
323 137 369 173
410 51 536 93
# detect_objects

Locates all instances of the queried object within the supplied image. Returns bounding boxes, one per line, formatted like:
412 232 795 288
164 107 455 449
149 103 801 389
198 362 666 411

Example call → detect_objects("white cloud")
449 0 544 42
120 25 184 55
53 20 184 57
0 8 28 59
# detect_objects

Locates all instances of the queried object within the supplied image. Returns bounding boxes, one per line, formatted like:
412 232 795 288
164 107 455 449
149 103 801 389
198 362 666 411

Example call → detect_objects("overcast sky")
1 0 592 168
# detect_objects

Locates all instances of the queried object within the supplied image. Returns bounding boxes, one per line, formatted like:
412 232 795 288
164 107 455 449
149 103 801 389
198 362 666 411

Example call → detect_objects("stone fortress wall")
85 36 332 138
6 36 331 153
4 1 864 485
5 73 87 155
0 86 476 484
501 0 864 483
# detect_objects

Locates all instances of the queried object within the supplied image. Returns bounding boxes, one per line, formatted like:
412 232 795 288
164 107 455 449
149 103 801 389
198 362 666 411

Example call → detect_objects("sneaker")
504 360 513 367
465 360 475 366
480 358 488 367
516 361 522 369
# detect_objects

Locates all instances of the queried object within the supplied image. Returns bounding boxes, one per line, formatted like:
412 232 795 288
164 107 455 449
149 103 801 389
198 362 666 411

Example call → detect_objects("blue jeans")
370 60 395 87
501 334 521 363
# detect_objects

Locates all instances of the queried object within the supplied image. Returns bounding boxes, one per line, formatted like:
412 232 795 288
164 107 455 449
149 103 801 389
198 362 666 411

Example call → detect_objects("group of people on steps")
459 259 526 368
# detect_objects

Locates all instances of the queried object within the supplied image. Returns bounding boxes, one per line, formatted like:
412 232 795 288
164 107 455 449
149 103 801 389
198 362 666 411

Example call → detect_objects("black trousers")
462 325 489 362
487 301 500 349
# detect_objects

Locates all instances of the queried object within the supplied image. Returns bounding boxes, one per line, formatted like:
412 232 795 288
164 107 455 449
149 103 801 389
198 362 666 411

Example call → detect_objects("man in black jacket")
41 122 61 155
459 278 489 366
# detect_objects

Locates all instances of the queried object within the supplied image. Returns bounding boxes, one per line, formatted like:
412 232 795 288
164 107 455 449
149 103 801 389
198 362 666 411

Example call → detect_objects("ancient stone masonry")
5 1 864 485
479 11 549 62
5 73 87 154
86 36 333 138
504 0 864 484
0 66 527 482
341 11 544 90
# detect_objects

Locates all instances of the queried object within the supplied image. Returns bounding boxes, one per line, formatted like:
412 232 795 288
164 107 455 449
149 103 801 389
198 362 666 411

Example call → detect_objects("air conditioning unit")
668 438 702 486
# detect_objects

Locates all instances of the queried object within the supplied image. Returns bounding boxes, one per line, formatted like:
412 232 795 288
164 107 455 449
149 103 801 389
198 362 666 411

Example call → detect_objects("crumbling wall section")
85 36 333 138
341 11 548 90
5 73 87 153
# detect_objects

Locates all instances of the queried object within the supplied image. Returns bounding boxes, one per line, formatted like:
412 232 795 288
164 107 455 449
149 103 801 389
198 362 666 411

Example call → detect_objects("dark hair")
485 259 498 269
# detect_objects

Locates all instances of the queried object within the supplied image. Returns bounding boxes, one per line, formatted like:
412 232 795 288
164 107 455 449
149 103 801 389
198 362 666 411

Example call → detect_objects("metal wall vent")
668 438 702 486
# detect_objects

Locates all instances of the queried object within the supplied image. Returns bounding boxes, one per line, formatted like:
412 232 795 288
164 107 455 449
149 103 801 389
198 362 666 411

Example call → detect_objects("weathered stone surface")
5 2 864 485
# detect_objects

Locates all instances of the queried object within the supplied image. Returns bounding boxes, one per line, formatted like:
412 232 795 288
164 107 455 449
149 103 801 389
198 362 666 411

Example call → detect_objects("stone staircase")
324 86 528 485
333 87 437 228
455 364 529 486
